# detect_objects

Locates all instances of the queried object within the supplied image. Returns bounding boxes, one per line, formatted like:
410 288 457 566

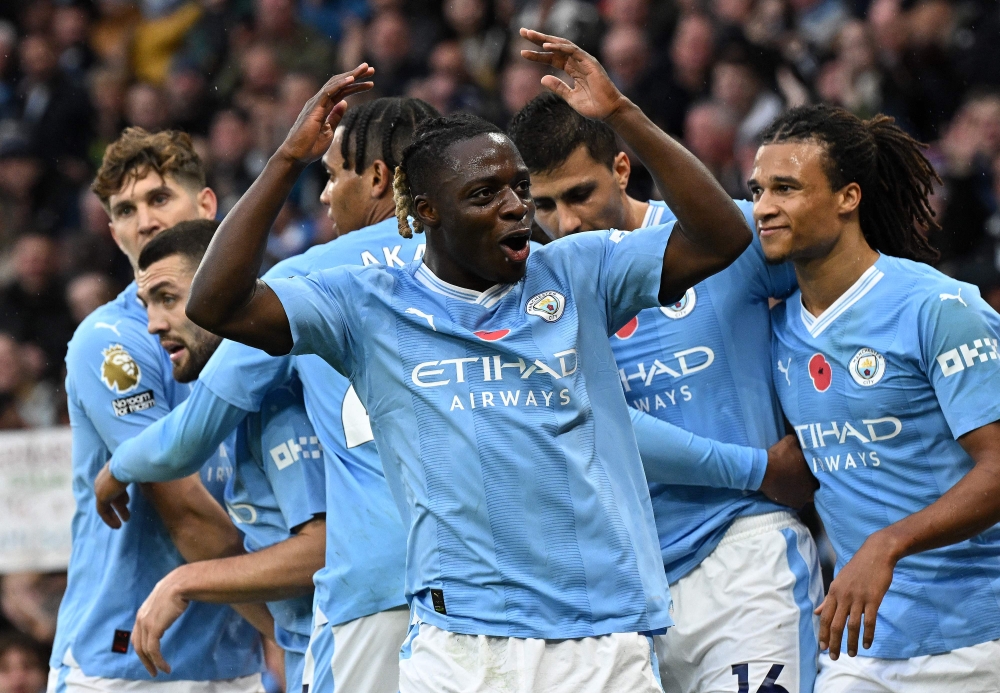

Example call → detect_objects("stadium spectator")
0 632 47 693
66 272 119 326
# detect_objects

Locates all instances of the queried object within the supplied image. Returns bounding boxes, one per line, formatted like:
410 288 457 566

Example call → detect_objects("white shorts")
46 661 263 693
654 511 823 693
816 638 1000 692
301 605 409 693
398 618 663 693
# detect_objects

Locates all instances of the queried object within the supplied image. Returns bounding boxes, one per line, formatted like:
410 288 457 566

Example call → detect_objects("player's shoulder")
883 256 992 319
67 285 158 368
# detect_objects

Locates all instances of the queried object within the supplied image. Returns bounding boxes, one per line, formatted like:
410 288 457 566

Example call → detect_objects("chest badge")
660 287 697 319
475 329 510 341
100 344 141 394
808 353 833 392
526 291 565 323
849 347 886 386
615 316 639 339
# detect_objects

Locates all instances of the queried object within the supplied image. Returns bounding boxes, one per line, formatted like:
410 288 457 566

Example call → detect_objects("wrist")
164 565 197 602
602 97 639 128
867 527 909 564
270 147 311 173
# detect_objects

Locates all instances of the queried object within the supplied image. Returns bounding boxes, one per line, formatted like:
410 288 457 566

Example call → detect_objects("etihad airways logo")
411 349 578 388
793 417 902 451
618 347 714 391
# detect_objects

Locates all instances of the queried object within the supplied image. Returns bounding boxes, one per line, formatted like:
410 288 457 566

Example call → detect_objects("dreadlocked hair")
759 105 940 263
338 97 439 175
393 113 505 238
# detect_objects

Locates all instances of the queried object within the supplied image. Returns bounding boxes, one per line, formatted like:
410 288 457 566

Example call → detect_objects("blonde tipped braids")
392 166 423 239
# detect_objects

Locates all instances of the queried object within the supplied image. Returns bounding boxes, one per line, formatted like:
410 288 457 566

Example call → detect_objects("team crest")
526 291 565 323
849 348 885 387
100 344 141 394
660 288 697 319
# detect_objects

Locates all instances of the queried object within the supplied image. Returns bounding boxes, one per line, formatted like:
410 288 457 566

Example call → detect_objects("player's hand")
94 462 131 528
276 64 374 165
817 533 897 659
519 28 627 122
132 572 190 676
758 435 818 509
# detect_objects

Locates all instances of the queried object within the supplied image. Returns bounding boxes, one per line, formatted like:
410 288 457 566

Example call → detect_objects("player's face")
529 145 630 239
137 254 221 383
107 173 217 269
749 141 850 263
418 133 534 287
319 127 368 238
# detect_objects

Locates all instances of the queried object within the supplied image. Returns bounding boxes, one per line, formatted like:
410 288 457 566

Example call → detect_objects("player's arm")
95 383 250 527
186 66 374 355
630 409 817 508
132 517 326 676
818 420 1000 661
520 29 751 304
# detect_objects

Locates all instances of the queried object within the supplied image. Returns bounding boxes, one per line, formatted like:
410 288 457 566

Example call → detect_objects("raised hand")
759 435 819 509
519 28 627 122
94 462 131 528
277 64 375 165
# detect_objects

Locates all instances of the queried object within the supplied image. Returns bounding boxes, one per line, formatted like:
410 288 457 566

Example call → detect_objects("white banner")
0 427 74 573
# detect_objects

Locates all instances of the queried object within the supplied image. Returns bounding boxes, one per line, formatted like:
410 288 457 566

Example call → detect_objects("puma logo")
777 358 791 386
405 308 436 331
94 321 122 336
939 289 967 307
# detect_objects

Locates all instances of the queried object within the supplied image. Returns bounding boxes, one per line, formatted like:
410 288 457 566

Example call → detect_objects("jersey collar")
799 262 884 338
641 201 666 229
414 262 515 309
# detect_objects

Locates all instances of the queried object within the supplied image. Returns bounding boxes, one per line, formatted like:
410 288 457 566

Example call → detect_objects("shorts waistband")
718 510 799 546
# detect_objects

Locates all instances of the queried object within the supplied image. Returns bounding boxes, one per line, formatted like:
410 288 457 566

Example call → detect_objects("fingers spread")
539 75 572 99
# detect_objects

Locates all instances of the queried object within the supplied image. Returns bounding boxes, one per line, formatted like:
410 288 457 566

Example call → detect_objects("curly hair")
91 127 206 210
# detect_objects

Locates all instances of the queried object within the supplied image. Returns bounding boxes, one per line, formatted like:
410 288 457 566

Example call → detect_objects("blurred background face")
13 235 57 294
106 172 216 268
138 254 220 382
0 645 46 693
528 146 629 239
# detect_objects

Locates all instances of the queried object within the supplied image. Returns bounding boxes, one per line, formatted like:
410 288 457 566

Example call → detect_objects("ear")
196 187 218 220
837 181 862 216
369 160 392 199
412 194 439 229
612 151 631 192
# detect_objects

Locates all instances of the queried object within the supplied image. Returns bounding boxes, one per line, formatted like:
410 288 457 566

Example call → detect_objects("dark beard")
172 333 222 383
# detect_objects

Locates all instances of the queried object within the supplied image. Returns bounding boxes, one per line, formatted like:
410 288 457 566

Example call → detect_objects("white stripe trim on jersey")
414 263 515 309
641 202 666 229
799 264 883 338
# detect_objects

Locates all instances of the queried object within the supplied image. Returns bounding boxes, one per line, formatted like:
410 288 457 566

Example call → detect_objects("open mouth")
162 341 187 364
499 230 531 263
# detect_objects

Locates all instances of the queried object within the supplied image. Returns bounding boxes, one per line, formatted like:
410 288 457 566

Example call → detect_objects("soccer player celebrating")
751 104 1000 692
508 93 823 693
183 29 751 689
96 97 437 693
53 130 266 692
115 219 325 692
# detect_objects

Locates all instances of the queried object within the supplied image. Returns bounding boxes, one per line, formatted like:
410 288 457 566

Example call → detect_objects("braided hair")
759 105 940 263
338 97 439 175
392 113 505 238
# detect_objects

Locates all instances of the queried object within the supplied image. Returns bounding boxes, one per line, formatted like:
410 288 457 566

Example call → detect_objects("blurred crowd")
0 0 999 682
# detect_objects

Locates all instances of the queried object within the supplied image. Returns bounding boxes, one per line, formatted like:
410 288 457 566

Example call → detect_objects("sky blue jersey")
198 218 425 627
227 374 325 661
54 283 263 681
771 255 1000 658
611 200 796 583
266 225 674 639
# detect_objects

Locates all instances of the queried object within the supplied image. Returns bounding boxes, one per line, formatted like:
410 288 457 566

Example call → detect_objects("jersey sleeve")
65 323 175 453
110 381 250 483
629 408 768 490
265 267 359 377
199 338 295 412
744 233 798 301
258 377 327 531
598 224 674 334
919 284 1000 439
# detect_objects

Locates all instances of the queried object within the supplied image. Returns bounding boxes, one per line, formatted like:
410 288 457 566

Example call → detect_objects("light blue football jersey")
228 374 325 682
612 200 796 583
55 283 263 681
266 224 674 639
771 255 1000 658
198 218 424 627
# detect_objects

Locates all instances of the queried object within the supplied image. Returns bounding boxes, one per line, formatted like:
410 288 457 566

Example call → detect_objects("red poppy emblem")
808 353 833 392
615 316 639 339
474 329 510 341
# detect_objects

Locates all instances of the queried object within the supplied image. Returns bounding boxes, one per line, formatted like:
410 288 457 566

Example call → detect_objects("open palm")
520 28 626 121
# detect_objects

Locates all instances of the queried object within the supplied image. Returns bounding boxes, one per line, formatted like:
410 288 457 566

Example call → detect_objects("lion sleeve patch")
100 344 142 394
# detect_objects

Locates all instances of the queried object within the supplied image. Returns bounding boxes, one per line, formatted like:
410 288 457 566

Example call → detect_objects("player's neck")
795 230 880 317
623 196 649 231
366 198 397 229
